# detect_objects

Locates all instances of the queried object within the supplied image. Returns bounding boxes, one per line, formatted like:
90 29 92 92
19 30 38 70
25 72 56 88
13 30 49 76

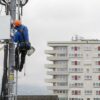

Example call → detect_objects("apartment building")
45 39 100 100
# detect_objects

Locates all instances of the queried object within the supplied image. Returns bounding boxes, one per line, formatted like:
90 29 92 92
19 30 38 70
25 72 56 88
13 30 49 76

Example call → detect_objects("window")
72 61 80 65
69 68 83 73
93 83 100 87
85 75 92 80
55 90 68 94
75 61 77 65
93 68 100 73
69 54 83 58
98 75 100 80
56 68 67 71
72 90 81 95
70 83 83 87
98 46 100 51
75 54 77 57
98 54 100 57
74 47 77 51
84 46 92 51
98 61 100 65
57 82 68 86
72 75 81 80
96 61 100 65
85 90 92 95
71 46 80 51
55 75 68 80
96 91 100 95
57 54 67 57
54 61 67 65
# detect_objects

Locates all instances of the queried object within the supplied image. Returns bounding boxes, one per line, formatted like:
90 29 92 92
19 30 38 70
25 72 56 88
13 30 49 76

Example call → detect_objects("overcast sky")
1 0 100 95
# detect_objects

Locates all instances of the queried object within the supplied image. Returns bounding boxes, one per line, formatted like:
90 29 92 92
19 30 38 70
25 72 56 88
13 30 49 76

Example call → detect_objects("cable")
0 0 6 5
0 0 10 5
20 0 28 6
17 0 21 20
2 0 7 3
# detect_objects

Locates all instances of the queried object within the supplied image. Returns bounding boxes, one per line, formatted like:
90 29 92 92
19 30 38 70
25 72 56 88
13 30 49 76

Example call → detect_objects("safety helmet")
13 20 21 27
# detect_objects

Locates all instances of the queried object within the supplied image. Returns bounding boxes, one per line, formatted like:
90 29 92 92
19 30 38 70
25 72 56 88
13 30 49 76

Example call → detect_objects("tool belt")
18 42 31 51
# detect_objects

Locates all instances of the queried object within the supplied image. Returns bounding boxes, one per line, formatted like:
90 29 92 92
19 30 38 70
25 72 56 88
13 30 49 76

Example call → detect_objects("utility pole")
8 0 16 100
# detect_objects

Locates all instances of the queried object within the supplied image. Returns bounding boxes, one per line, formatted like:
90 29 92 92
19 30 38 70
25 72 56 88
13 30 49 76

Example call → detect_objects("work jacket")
12 25 30 48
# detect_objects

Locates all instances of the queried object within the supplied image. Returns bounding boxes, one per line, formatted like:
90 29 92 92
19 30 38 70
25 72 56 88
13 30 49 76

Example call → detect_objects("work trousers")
15 46 27 71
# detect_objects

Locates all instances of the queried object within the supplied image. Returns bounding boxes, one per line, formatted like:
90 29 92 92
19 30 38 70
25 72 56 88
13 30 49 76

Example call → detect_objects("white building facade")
45 39 100 100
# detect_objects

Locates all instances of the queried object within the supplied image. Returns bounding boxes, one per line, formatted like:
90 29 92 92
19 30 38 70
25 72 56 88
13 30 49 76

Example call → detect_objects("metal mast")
8 1 16 99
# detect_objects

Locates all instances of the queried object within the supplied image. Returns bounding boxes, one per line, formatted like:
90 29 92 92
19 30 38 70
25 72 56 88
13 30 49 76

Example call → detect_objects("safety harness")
17 27 30 50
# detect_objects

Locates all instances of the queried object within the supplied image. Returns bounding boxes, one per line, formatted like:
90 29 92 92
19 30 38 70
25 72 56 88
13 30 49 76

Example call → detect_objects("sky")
1 0 100 95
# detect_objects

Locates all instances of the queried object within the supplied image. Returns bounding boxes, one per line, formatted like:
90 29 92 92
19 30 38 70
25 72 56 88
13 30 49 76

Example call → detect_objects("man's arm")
11 32 18 42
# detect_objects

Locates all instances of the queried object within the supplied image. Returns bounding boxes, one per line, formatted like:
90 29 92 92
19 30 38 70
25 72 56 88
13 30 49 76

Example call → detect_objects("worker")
12 20 31 72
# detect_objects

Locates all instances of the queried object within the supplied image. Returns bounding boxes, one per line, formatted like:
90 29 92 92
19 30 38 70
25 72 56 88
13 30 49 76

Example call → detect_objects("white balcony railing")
47 71 69 75
47 86 68 90
45 64 68 69
47 56 68 61
45 79 68 83
45 50 57 55
45 50 68 55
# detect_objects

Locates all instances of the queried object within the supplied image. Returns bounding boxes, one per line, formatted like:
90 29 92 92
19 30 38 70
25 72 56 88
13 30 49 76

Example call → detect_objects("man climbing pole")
12 20 31 72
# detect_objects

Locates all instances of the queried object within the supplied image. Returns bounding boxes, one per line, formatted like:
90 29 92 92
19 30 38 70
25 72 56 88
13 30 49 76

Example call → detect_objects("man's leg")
19 50 27 71
15 47 19 70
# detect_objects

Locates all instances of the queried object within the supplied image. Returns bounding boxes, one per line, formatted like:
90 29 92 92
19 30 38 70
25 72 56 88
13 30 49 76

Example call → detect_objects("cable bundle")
0 0 29 6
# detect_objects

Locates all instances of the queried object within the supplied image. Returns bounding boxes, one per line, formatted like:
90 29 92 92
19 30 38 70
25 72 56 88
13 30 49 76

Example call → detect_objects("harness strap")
18 27 26 43
17 26 30 50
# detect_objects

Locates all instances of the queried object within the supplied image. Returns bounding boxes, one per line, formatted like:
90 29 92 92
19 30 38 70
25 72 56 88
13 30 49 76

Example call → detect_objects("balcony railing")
45 50 57 55
47 56 68 61
45 64 68 69
47 86 68 90
45 79 68 83
47 71 69 75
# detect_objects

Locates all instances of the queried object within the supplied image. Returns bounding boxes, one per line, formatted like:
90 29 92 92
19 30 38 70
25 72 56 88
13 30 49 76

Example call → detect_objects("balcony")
47 56 68 61
45 50 56 55
45 79 68 83
45 64 68 69
47 86 68 90
53 93 68 97
47 71 69 75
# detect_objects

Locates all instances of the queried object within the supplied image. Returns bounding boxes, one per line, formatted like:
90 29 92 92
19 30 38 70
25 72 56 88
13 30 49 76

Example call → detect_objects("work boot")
19 64 23 72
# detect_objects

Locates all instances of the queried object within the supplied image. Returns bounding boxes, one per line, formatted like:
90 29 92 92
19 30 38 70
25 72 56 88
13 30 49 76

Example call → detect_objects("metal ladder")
7 70 18 100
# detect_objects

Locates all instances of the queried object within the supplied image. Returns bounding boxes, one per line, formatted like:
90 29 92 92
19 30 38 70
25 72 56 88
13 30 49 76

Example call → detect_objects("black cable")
0 0 29 6
1 44 8 100
0 0 6 5
20 0 28 6
2 0 7 3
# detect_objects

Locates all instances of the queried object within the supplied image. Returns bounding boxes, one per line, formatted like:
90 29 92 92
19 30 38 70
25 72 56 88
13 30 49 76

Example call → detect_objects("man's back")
14 25 29 43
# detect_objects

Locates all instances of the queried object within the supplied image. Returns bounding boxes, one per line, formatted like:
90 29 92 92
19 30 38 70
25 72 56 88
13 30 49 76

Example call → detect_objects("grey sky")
1 0 100 95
